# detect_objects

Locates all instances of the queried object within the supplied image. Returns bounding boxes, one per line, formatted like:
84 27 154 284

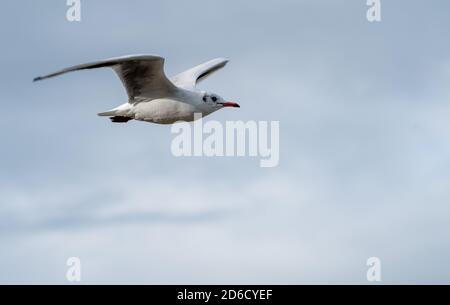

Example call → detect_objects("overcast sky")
1 0 450 284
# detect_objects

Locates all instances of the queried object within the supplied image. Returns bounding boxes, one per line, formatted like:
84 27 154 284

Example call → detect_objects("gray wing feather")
34 54 178 103
171 58 228 89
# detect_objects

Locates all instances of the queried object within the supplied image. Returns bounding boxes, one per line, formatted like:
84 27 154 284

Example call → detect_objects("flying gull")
34 55 239 124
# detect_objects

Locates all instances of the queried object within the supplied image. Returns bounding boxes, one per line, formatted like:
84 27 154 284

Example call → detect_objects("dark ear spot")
202 96 207 102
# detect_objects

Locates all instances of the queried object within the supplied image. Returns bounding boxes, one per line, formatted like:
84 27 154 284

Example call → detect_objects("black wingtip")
33 76 42 82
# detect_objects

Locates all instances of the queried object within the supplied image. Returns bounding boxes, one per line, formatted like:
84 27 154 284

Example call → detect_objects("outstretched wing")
34 54 178 103
171 58 228 89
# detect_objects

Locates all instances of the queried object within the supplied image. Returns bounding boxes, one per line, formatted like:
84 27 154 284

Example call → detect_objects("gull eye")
211 96 217 102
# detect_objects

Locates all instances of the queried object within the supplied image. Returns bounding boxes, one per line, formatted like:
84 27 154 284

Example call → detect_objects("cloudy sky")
1 0 450 284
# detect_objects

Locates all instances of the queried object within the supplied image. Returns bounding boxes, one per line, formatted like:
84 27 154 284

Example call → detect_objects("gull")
34 55 239 124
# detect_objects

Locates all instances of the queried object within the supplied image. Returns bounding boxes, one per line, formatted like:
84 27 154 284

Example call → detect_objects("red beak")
220 101 240 108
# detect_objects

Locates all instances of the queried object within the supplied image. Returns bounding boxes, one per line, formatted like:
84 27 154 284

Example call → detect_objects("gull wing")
171 58 228 89
34 54 178 103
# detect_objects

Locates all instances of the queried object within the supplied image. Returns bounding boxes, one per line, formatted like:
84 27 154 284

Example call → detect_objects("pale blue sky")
1 0 450 283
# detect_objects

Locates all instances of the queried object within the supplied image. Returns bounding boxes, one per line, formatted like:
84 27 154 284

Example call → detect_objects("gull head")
202 92 240 110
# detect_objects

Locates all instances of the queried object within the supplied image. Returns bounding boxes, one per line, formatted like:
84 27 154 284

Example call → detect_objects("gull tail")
97 103 133 123
97 110 119 117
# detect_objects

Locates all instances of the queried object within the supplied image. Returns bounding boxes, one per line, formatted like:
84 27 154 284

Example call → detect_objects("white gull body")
34 55 239 124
